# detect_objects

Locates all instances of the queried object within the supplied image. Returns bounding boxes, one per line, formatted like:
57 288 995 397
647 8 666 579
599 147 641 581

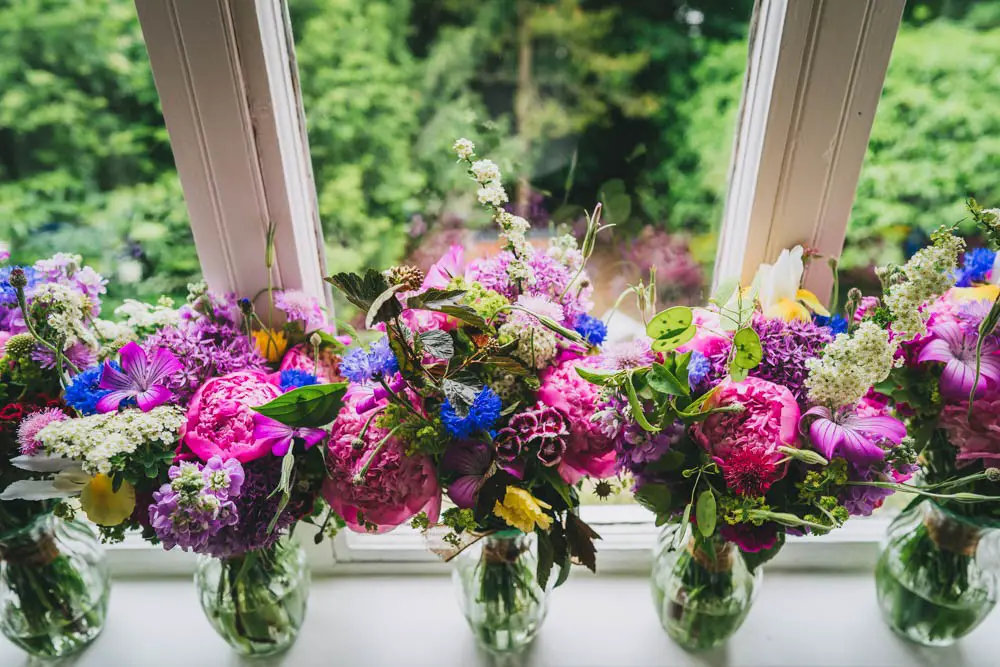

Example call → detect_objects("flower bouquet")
275 139 613 653
0 254 112 657
2 261 350 656
874 202 1000 646
583 241 993 651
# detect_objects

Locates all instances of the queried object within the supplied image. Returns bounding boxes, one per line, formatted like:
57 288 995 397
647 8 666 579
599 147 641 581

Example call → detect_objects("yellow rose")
492 486 553 533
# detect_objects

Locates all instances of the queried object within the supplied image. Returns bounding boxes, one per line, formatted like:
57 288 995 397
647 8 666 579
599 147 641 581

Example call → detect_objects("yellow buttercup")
492 486 553 533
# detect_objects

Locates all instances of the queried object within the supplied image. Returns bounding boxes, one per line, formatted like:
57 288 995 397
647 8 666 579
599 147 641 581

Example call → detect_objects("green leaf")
574 365 617 386
674 503 692 549
253 382 347 428
418 329 454 360
728 363 749 382
442 378 480 416
625 375 660 432
365 283 405 329
434 304 490 331
565 512 600 573
536 529 555 591
327 270 402 325
634 484 672 517
732 327 763 369
551 522 572 588
696 490 717 538
742 531 785 573
648 363 690 396
647 306 693 339
406 288 466 310
485 355 533 377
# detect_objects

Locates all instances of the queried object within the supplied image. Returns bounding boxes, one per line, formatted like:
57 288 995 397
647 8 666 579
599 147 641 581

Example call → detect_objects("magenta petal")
146 347 183 383
977 356 1000 384
118 341 147 378
447 475 480 509
930 320 966 350
95 390 132 413
98 360 133 392
134 384 172 412
919 338 957 364
441 441 492 476
298 427 327 449
808 417 843 460
269 437 293 457
838 427 886 463
940 359 980 397
843 414 906 444
253 413 293 440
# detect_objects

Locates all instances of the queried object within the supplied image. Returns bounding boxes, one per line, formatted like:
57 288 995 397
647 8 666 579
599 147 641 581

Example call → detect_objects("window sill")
2 571 995 666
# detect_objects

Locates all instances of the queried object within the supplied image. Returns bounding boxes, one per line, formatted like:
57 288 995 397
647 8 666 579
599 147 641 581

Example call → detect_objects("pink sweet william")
537 357 616 484
180 370 282 463
692 377 800 493
322 397 441 533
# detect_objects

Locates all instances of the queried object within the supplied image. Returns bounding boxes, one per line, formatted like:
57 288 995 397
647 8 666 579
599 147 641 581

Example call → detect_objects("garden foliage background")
1 0 998 311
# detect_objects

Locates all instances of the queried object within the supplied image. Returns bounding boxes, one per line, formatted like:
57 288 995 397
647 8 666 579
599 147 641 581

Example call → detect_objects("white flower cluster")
36 406 186 475
452 138 475 161
805 321 898 408
881 232 964 341
31 283 97 350
477 183 509 207
114 297 180 334
499 320 558 370
548 234 584 272
470 159 501 184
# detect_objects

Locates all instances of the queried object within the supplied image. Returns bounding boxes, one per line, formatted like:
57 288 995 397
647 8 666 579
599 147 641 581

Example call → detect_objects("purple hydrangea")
467 251 592 323
750 315 832 404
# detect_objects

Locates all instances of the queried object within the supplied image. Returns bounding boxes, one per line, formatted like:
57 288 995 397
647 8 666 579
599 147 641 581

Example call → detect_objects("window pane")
843 4 1000 516
0 0 198 309
291 0 753 503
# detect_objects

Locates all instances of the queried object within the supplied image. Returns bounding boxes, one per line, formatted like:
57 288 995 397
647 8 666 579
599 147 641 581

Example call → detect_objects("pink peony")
16 408 68 455
939 394 1000 466
279 343 344 383
180 371 282 463
0 331 9 358
537 357 616 483
692 377 800 489
322 398 440 533
422 244 465 290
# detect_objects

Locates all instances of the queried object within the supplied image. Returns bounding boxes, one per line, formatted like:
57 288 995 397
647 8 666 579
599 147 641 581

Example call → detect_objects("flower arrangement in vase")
873 201 1000 646
2 252 350 657
272 138 614 654
582 238 997 651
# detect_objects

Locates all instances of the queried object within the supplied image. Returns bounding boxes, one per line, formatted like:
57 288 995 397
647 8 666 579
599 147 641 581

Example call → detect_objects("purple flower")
803 405 905 464
918 319 1000 398
440 440 493 509
252 413 327 457
751 315 832 404
97 342 181 412
274 290 326 330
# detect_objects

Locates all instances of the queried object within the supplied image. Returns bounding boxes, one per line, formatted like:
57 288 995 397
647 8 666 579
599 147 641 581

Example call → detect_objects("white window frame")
123 0 904 576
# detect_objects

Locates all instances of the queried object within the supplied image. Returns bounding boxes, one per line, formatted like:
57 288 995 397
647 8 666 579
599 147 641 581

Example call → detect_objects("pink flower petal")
98 360 133 392
940 359 981 397
134 385 172 412
918 338 957 364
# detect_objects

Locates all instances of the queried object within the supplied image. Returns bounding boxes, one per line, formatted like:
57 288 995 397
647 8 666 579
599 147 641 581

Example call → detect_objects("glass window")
291 0 753 503
0 0 198 310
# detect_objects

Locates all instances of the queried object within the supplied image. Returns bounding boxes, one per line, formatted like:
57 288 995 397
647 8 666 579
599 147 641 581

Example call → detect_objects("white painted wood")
134 0 328 303
715 0 905 301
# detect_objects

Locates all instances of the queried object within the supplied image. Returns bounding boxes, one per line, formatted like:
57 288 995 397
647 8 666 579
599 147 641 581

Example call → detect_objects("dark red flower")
713 446 783 497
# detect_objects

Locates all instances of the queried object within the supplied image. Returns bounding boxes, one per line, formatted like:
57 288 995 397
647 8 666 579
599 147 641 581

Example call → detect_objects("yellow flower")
752 246 831 322
951 285 1000 304
253 329 288 363
492 486 553 533
80 474 136 526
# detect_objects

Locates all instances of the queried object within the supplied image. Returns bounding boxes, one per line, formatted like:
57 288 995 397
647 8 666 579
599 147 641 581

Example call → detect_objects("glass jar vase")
876 500 999 646
651 525 760 651
452 530 550 654
195 537 309 657
0 513 110 658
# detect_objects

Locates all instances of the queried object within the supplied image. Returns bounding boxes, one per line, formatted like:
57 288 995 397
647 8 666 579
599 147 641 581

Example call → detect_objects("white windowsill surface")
2 569 997 667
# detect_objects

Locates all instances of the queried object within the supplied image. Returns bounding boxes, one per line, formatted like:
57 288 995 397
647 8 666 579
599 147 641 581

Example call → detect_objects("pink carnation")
537 357 616 483
692 377 800 488
180 371 282 463
279 343 344 383
939 394 1000 466
322 398 440 533
17 408 68 455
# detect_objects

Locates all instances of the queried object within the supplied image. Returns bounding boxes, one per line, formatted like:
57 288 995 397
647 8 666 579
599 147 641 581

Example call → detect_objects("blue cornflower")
279 369 318 392
573 314 607 346
64 362 118 415
686 351 712 388
441 387 502 438
954 247 996 287
813 313 848 335
340 337 399 384
0 266 38 305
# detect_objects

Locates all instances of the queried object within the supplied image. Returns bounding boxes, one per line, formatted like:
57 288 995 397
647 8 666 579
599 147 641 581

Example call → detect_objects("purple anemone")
803 405 906 464
440 441 493 509
97 342 181 412
918 319 1000 398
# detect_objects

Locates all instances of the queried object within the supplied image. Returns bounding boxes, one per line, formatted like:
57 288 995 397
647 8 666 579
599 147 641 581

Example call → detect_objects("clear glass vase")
0 513 110 658
876 500 999 646
651 525 760 651
452 530 550 654
195 537 309 657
